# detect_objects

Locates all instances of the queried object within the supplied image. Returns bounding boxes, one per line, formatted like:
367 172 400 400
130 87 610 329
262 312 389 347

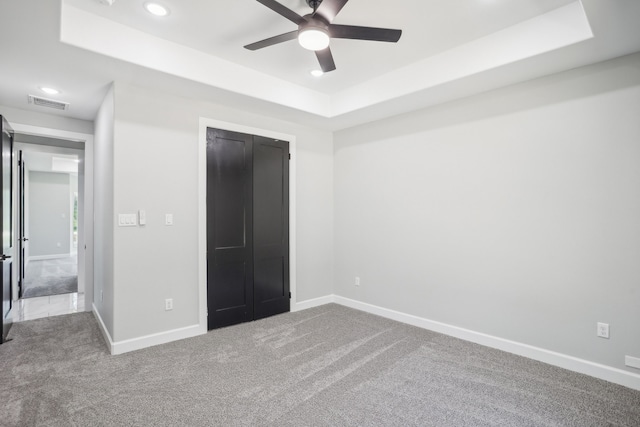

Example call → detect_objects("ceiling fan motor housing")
300 14 329 32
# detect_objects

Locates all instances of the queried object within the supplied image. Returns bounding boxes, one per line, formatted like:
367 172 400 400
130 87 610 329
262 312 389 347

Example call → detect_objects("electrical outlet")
165 298 173 311
355 276 360 286
597 322 609 339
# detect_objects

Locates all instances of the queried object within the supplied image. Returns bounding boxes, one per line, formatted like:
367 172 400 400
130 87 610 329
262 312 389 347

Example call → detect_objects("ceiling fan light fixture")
298 27 330 51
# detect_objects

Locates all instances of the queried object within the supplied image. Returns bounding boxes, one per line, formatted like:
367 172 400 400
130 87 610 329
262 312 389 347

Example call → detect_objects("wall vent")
28 95 69 111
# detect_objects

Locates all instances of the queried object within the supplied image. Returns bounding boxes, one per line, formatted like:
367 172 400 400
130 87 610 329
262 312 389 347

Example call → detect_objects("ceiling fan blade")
314 0 349 23
315 47 336 73
329 24 402 42
256 0 306 25
244 31 298 50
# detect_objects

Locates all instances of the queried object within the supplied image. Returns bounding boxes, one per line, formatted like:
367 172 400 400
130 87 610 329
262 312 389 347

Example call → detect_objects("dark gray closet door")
206 129 289 329
253 136 289 320
206 128 254 329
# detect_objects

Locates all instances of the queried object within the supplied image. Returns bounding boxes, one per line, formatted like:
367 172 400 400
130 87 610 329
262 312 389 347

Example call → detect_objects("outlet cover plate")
597 322 610 339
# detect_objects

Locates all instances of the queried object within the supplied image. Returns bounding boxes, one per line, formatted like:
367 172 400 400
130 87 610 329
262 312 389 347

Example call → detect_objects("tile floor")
13 293 85 322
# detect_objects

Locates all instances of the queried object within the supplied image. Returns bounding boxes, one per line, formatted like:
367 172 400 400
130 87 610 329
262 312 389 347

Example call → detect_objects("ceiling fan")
245 0 402 73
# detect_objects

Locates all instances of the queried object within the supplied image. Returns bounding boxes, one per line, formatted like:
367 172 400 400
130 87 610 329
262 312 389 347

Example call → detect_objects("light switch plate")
118 213 137 227
138 210 146 226
165 214 173 226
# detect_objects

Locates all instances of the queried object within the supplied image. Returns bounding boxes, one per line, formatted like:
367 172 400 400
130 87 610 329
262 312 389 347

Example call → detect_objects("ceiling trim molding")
60 3 332 116
60 1 592 121
331 1 593 116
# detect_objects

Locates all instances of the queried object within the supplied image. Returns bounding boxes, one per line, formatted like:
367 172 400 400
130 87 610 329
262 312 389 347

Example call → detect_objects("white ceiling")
63 0 576 93
0 0 639 130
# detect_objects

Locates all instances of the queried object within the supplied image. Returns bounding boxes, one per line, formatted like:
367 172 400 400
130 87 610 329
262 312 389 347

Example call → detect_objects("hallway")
14 292 84 322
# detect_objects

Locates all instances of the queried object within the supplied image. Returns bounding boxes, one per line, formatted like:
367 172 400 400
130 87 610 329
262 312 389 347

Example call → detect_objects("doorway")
206 127 290 329
19 151 80 300
11 130 91 322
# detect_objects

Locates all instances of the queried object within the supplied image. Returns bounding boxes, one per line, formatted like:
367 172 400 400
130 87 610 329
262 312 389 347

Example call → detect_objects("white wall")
93 85 115 336
0 104 93 135
108 84 333 344
333 53 640 375
28 171 71 257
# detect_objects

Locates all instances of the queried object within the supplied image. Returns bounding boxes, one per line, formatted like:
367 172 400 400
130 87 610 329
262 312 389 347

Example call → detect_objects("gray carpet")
0 304 638 426
23 256 78 298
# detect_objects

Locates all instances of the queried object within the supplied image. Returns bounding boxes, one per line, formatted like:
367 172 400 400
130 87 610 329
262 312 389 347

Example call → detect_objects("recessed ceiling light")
310 70 324 77
144 2 169 17
40 87 60 95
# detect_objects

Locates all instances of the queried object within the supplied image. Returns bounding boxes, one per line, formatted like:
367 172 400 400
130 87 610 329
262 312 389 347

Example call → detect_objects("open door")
17 150 26 299
1 116 14 343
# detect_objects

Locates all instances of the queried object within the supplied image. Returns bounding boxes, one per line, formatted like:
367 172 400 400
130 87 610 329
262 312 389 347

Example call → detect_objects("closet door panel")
206 128 253 329
253 137 289 320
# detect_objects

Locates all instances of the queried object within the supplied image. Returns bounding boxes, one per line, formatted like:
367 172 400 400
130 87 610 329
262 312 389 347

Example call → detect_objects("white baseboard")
111 324 205 355
331 295 640 391
92 292 639 391
292 295 335 312
29 254 73 261
92 303 205 355
92 303 114 353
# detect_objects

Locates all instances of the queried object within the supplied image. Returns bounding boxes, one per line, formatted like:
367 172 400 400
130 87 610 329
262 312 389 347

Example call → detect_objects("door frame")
17 150 24 299
9 123 94 311
198 118 296 334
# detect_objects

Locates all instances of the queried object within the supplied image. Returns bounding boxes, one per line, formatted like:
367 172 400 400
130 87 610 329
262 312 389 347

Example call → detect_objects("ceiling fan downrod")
306 0 322 12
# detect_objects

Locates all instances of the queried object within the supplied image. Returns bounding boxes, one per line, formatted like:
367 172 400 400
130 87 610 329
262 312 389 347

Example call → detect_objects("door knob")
0 255 11 261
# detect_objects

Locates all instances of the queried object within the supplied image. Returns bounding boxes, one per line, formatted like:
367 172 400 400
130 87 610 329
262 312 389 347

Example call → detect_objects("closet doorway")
206 127 290 330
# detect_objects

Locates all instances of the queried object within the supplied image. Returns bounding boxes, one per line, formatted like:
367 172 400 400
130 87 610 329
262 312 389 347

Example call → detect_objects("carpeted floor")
23 256 78 298
0 304 638 426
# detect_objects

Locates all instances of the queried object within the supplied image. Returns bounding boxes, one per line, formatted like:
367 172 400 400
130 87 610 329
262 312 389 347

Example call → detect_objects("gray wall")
108 83 333 342
333 53 640 374
28 171 71 257
93 86 115 336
